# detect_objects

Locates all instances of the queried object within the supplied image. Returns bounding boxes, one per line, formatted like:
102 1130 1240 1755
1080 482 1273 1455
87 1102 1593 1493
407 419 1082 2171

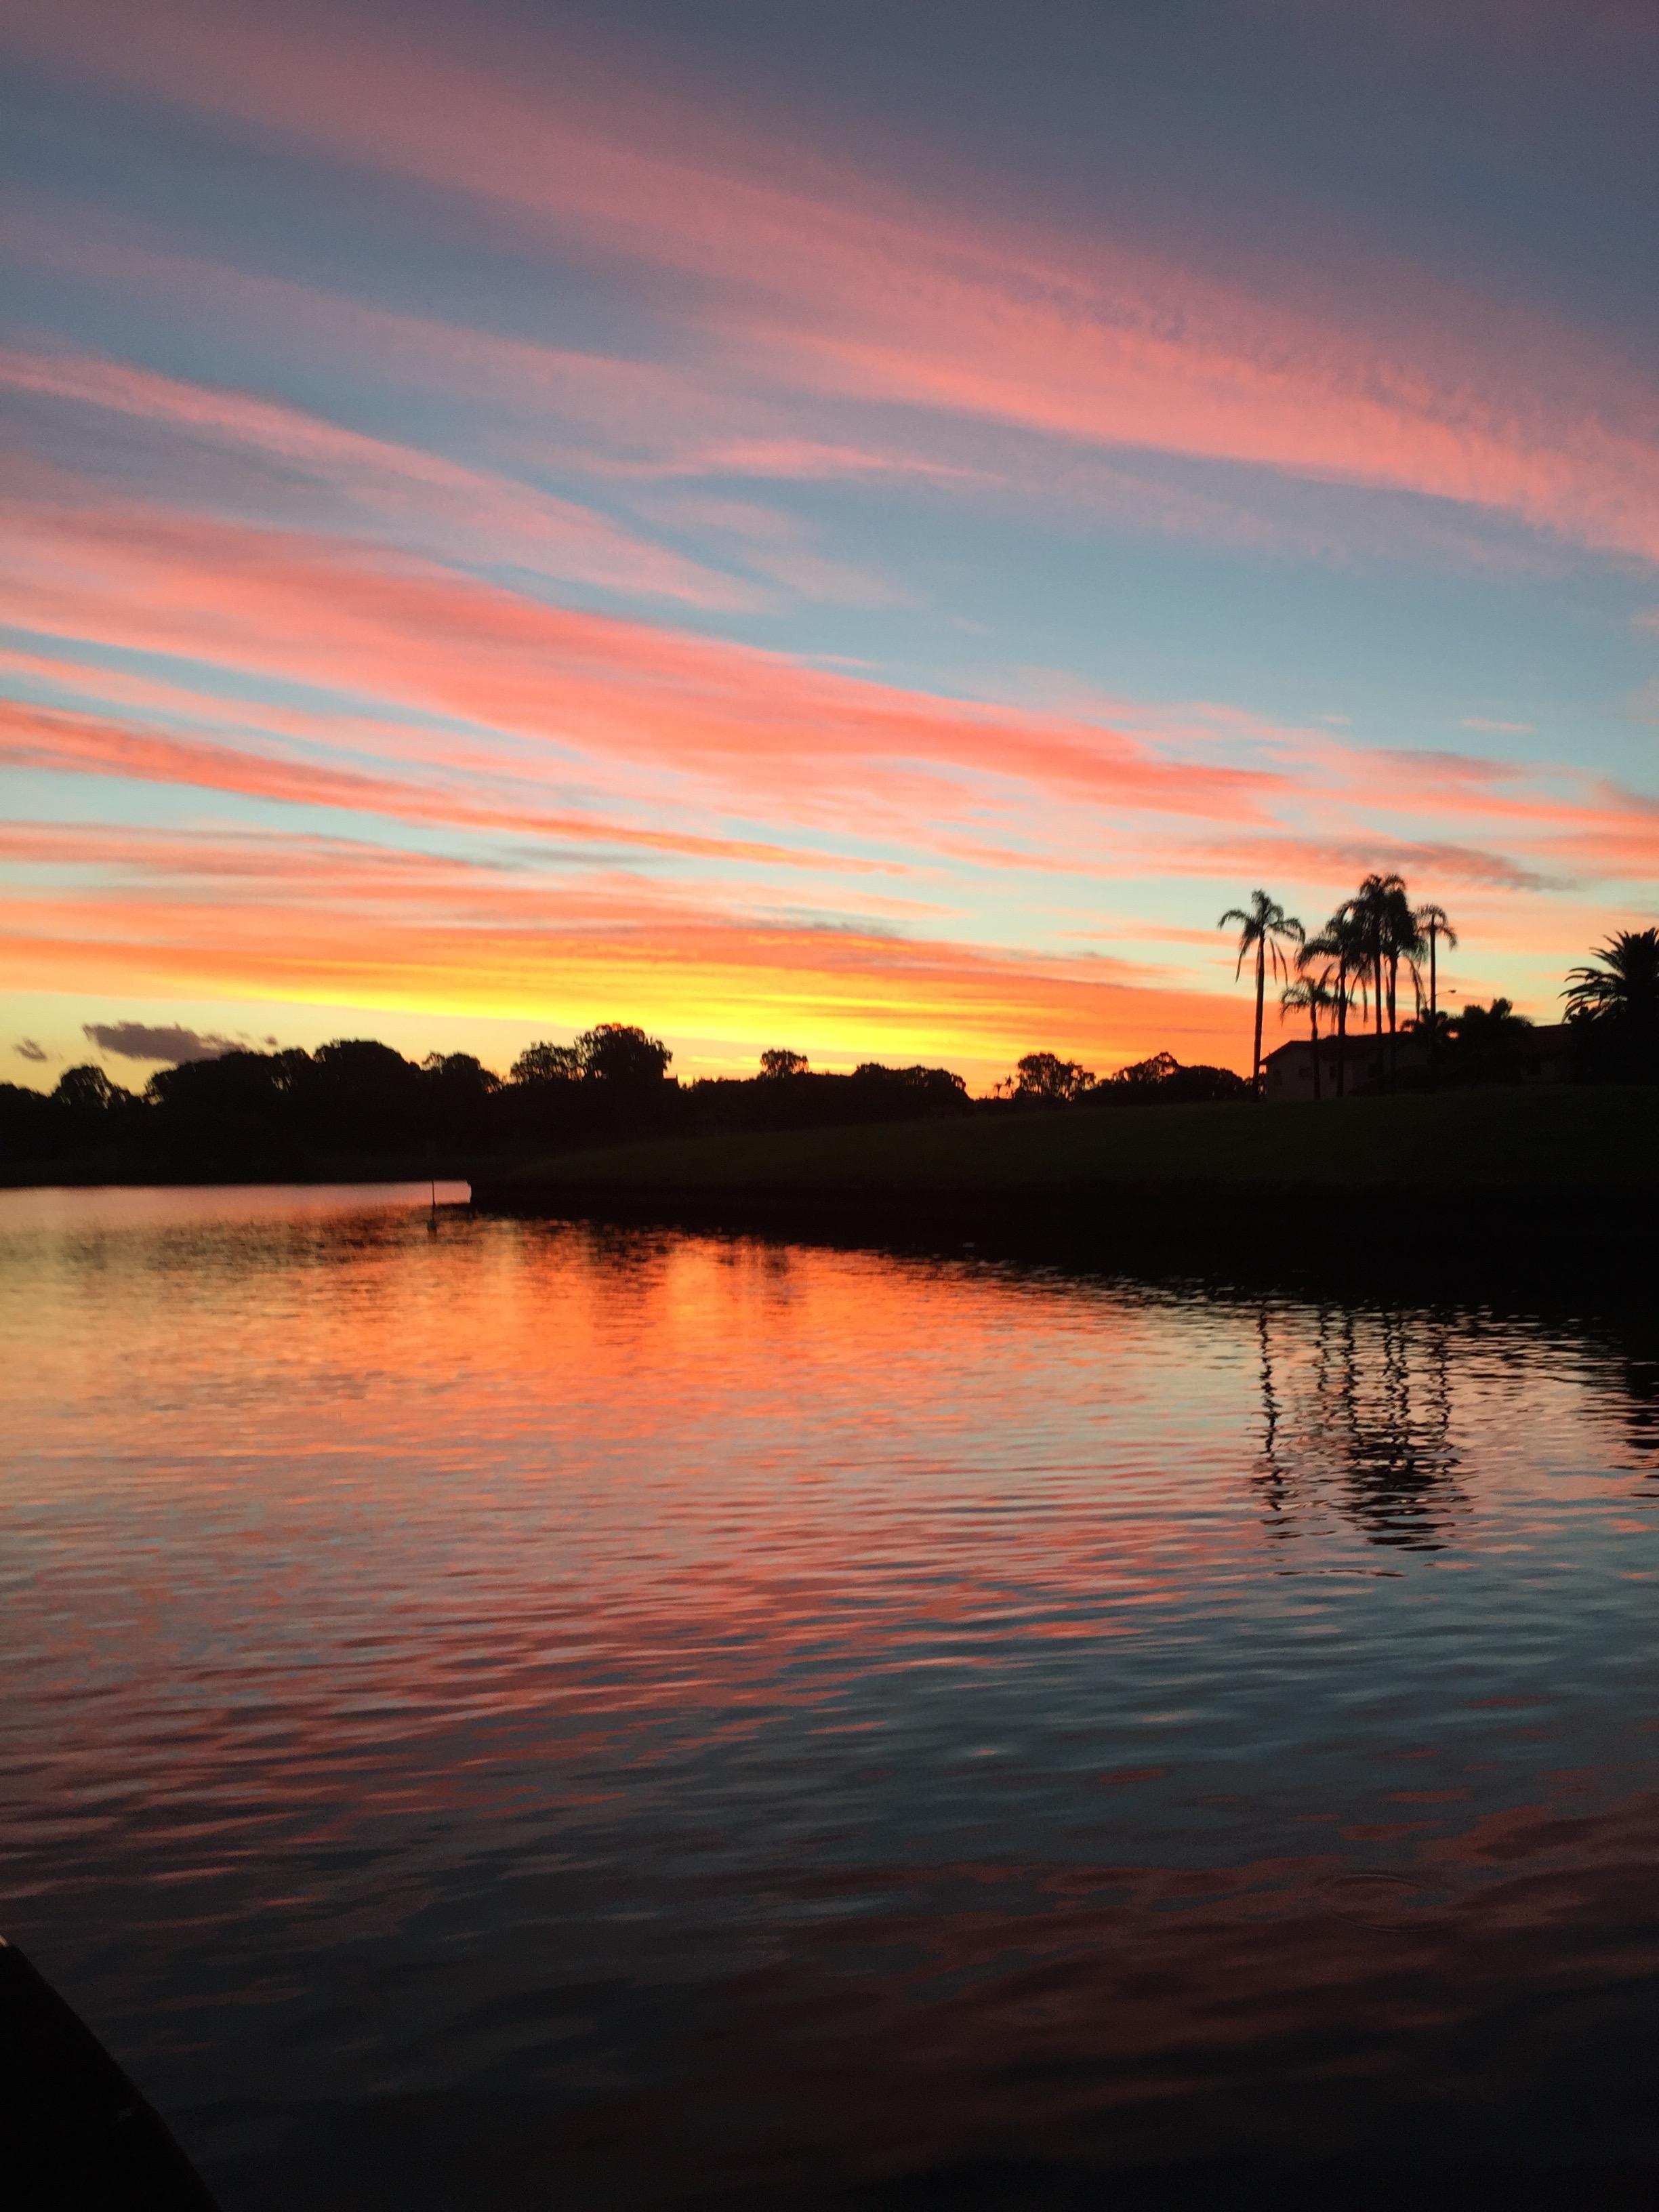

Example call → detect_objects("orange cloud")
1 497 1286 830
0 698 899 876
1 819 1249 1080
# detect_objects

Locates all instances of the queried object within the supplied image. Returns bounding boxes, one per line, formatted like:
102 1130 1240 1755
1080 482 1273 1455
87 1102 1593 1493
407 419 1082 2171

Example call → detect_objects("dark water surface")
4 1185 1659 2205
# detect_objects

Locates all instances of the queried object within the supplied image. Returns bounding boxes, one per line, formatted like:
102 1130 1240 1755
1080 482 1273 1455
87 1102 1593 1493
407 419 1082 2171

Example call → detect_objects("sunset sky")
4 0 1656 1090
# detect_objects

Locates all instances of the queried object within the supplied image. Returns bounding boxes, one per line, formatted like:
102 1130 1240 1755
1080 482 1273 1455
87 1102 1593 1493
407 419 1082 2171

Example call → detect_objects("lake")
4 1183 1658 2205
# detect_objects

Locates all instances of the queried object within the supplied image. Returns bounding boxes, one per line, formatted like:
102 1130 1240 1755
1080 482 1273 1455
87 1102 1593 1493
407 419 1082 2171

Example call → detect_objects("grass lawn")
484 1084 1658 1205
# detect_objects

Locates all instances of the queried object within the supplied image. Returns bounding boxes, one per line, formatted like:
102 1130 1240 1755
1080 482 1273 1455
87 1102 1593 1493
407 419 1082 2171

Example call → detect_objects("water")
3 1184 1658 2204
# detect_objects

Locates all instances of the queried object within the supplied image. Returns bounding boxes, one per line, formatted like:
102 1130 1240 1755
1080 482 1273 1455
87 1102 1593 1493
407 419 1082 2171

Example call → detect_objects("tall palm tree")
1414 902 1457 1084
1414 903 1457 1027
1281 974 1335 1101
1347 873 1418 1086
1220 890 1305 1095
1303 913 1363 1099
1385 889 1425 1082
1343 878 1386 1059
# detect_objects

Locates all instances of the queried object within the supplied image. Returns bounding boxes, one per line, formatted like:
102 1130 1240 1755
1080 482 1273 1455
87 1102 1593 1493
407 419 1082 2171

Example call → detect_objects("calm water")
4 1185 1659 2205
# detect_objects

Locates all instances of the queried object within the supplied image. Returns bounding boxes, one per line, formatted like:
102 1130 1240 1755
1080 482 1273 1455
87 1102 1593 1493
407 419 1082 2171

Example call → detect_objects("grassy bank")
473 1086 1658 1280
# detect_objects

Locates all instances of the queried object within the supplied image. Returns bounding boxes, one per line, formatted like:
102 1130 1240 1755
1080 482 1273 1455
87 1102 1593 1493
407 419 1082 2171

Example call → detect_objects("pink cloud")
0 346 755 608
13 1 1658 565
7 493 1656 932
0 697 898 876
0 495 1288 830
8 204 1616 585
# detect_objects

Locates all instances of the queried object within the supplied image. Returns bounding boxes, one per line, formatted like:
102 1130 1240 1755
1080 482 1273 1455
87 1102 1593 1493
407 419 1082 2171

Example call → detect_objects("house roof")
1265 1022 1573 1063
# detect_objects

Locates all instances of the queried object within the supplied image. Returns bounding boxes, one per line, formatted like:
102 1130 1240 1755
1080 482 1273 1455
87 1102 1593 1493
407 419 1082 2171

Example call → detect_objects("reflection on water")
3 1185 1659 2205
1254 1307 1466 1549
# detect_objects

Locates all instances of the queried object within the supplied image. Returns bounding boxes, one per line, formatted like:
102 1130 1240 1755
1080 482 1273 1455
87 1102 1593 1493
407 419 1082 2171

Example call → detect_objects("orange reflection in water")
3 1186 1659 2206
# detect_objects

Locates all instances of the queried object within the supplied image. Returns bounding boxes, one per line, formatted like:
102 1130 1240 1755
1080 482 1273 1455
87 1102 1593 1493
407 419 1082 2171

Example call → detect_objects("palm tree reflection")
1253 1303 1465 1550
1599 1317 1659 1471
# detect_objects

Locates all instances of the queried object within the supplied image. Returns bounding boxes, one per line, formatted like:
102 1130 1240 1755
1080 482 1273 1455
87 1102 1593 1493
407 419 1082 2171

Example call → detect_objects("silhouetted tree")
1331 909 1368 1098
0 1082 65 1160
1448 998 1532 1084
1414 903 1457 1080
850 1063 970 1114
305 1040 423 1151
30 1065 144 1159
1220 890 1304 1095
578 1024 672 1084
144 1047 313 1170
421 1053 500 1147
1108 1050 1179 1090
1564 928 1659 1080
510 1041 581 1084
1298 926 1358 1098
510 1027 671 1085
1343 873 1420 1084
1099 1052 1249 1103
54 1064 130 1113
422 1051 499 1093
1004 1050 1096 1103
759 1048 809 1078
1280 974 1335 1101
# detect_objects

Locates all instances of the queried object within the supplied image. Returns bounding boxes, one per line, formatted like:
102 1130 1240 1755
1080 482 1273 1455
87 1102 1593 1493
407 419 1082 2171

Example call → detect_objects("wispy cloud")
0 502 1287 829
1 346 757 609
15 0 1657 565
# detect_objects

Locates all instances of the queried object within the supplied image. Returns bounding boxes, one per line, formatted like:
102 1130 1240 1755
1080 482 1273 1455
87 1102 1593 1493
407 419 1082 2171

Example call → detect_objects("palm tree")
1386 891 1425 1082
1346 873 1419 1085
1450 996 1532 1084
1414 902 1457 1084
1414 903 1457 1027
1220 890 1305 1095
1303 914 1363 1098
1343 878 1385 1061
1564 928 1659 1023
1281 974 1335 1101
1563 928 1659 1078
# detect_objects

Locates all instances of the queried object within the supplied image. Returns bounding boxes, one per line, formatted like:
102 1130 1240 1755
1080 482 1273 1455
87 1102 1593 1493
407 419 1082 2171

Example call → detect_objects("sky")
3 0 1656 1092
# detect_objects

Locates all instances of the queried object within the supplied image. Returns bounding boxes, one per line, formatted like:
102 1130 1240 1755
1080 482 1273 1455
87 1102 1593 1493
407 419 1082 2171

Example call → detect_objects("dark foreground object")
0 1938 218 2210
474 1086 1659 1291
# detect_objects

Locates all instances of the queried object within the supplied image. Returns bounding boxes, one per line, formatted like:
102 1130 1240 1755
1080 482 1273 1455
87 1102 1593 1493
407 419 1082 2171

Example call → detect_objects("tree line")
1222 876 1658 1096
0 1025 981 1180
0 1015 1267 1181
3 910 1653 1178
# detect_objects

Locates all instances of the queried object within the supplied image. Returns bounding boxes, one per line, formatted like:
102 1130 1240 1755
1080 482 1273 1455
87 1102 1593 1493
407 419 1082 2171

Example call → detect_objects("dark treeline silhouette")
993 1048 1250 1106
0 1025 985 1182
689 1061 973 1139
5 920 1654 1183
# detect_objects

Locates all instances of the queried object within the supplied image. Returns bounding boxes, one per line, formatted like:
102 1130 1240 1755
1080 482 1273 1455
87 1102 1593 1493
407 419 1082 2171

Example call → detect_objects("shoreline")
470 1172 1658 1294
470 1086 1659 1295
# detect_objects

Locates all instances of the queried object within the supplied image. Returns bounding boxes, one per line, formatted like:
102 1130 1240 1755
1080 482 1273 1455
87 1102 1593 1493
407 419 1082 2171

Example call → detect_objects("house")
1263 1023 1575 1101
1263 1031 1413 1100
